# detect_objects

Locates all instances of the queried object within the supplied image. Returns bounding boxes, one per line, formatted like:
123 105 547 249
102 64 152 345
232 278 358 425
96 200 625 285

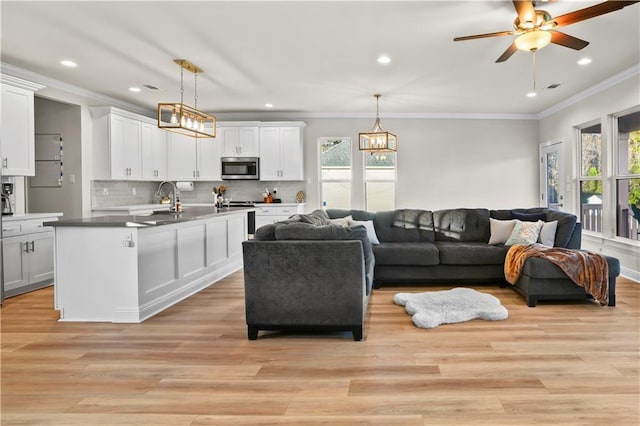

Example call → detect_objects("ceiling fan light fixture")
359 94 397 153
158 59 216 139
515 30 552 52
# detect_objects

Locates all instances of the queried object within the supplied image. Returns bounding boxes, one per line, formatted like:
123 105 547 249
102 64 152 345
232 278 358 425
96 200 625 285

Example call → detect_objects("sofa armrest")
242 240 367 327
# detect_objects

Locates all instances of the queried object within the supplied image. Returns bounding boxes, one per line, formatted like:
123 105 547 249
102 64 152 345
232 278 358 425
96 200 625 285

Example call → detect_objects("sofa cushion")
373 242 439 266
489 218 517 245
435 241 508 265
505 220 544 245
326 209 375 222
373 209 435 243
512 211 546 222
433 209 490 242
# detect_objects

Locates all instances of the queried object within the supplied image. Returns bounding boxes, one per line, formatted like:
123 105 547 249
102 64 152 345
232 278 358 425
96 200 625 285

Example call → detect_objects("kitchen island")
46 206 253 322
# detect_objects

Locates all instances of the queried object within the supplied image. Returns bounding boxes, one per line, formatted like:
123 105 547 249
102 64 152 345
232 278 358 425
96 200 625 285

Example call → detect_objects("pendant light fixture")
158 59 216 138
359 94 397 153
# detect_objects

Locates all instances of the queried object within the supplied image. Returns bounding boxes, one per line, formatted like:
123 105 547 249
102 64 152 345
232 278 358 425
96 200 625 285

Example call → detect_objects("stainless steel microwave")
221 157 260 180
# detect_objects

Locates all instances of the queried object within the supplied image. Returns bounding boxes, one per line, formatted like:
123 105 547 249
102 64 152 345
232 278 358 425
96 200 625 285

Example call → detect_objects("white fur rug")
393 287 508 329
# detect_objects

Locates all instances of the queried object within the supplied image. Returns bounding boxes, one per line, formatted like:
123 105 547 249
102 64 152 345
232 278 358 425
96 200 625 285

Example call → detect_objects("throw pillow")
352 220 380 244
488 218 517 245
505 220 544 245
511 211 546 222
329 215 353 227
538 220 558 247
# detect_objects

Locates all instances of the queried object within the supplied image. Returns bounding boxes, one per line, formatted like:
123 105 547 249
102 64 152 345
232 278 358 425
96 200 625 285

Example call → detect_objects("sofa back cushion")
326 209 375 222
433 208 490 242
373 209 435 243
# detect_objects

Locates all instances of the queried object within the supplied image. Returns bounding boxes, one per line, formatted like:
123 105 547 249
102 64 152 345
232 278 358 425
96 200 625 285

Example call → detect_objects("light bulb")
170 109 178 124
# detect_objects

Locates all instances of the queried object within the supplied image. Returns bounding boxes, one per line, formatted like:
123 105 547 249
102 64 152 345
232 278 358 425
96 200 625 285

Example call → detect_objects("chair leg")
247 325 258 340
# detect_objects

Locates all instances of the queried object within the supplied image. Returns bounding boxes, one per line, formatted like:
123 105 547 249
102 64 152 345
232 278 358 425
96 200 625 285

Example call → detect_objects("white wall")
303 117 540 211
539 74 640 280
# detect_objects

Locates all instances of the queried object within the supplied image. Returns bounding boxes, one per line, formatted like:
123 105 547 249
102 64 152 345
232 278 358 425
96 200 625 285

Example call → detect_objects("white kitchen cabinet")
141 122 167 181
0 76 44 176
219 126 259 157
259 124 305 181
167 132 220 181
2 214 60 297
254 203 305 229
52 210 248 322
90 107 143 180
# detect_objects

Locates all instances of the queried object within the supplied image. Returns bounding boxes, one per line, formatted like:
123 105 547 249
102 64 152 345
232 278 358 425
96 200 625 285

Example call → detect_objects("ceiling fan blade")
553 1 639 28
454 30 515 42
496 42 518 63
513 1 536 26
549 31 589 50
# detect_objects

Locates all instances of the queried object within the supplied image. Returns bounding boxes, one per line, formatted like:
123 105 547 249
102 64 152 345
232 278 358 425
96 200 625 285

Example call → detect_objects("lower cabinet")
54 211 248 322
2 230 54 297
255 204 306 229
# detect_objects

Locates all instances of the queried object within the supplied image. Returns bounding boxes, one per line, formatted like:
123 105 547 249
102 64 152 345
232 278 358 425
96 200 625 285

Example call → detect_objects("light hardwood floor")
1 272 638 425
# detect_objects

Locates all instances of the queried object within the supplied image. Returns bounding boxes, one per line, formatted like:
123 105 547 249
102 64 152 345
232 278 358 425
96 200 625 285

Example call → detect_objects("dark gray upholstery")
435 241 508 265
433 209 490 242
243 240 370 340
512 254 619 307
373 242 439 266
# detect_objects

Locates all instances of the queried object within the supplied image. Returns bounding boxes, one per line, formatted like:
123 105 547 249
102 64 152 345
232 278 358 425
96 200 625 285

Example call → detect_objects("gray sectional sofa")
242 207 617 340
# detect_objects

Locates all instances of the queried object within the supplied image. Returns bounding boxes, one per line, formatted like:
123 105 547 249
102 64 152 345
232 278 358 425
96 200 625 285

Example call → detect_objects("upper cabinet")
141 122 167 181
218 124 259 157
0 75 45 176
259 123 305 181
91 107 144 180
167 132 221 181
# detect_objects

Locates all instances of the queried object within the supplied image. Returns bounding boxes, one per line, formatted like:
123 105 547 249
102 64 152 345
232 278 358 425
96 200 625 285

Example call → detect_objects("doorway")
539 140 564 210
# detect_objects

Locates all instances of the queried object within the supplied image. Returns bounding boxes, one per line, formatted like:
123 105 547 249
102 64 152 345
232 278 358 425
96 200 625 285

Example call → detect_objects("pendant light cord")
180 66 184 105
194 72 198 109
532 51 537 93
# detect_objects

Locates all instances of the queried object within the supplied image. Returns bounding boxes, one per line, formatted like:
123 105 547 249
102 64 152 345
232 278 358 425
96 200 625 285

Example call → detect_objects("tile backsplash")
91 180 307 208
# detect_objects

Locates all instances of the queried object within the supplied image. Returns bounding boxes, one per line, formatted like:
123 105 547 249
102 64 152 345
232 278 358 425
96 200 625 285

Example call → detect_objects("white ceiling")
1 1 638 116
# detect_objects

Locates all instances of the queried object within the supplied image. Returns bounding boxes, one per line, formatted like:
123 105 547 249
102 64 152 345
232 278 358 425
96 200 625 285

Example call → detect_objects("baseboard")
620 267 640 283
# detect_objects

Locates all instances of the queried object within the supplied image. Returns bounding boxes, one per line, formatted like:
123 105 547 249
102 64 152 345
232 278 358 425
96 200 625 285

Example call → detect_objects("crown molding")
0 62 155 118
537 64 640 119
213 111 538 121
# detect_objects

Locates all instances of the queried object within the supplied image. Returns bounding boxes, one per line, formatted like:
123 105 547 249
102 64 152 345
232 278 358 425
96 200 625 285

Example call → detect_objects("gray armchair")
242 239 371 341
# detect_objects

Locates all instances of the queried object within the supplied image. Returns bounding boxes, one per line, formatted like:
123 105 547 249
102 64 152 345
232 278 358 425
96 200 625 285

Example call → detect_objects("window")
614 109 640 240
319 138 351 209
578 122 603 233
365 152 396 211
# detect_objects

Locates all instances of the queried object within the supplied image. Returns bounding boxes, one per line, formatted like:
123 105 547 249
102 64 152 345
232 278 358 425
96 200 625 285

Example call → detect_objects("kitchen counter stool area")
48 208 250 322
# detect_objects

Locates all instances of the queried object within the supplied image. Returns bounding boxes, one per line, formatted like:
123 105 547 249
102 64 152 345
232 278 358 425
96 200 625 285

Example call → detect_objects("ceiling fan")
453 0 639 62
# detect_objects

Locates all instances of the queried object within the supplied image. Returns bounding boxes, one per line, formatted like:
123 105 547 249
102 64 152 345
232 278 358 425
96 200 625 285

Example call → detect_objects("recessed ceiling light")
577 57 592 66
129 87 141 93
526 91 537 98
265 103 273 108
60 60 77 68
377 55 391 64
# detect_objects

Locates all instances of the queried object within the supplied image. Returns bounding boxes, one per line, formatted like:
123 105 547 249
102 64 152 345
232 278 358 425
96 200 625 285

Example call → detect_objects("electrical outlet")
103 188 109 196
132 187 136 195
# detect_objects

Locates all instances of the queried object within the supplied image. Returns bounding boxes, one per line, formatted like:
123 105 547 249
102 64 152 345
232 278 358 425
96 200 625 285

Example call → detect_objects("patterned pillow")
328 215 353 227
505 220 544 245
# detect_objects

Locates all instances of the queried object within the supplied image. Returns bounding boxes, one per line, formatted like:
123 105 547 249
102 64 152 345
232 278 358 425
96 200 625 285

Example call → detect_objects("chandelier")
358 94 397 153
158 59 216 138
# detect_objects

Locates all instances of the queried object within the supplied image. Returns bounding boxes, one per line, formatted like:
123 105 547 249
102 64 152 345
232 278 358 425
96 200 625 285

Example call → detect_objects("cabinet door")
1 85 35 176
2 236 28 291
259 127 281 180
141 123 167 181
167 133 197 180
196 137 221 180
110 115 141 180
28 232 54 284
279 127 304 180
237 127 258 156
123 118 142 179
220 127 239 156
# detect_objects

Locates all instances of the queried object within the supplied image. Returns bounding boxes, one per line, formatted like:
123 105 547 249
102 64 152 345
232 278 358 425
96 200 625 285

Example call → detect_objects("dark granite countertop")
44 206 255 228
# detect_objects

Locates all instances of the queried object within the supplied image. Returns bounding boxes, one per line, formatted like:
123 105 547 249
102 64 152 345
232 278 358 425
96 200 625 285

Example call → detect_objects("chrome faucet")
155 181 180 210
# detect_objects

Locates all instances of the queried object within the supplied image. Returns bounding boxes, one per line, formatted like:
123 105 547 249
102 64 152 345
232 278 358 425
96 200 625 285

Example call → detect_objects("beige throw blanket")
504 244 609 306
